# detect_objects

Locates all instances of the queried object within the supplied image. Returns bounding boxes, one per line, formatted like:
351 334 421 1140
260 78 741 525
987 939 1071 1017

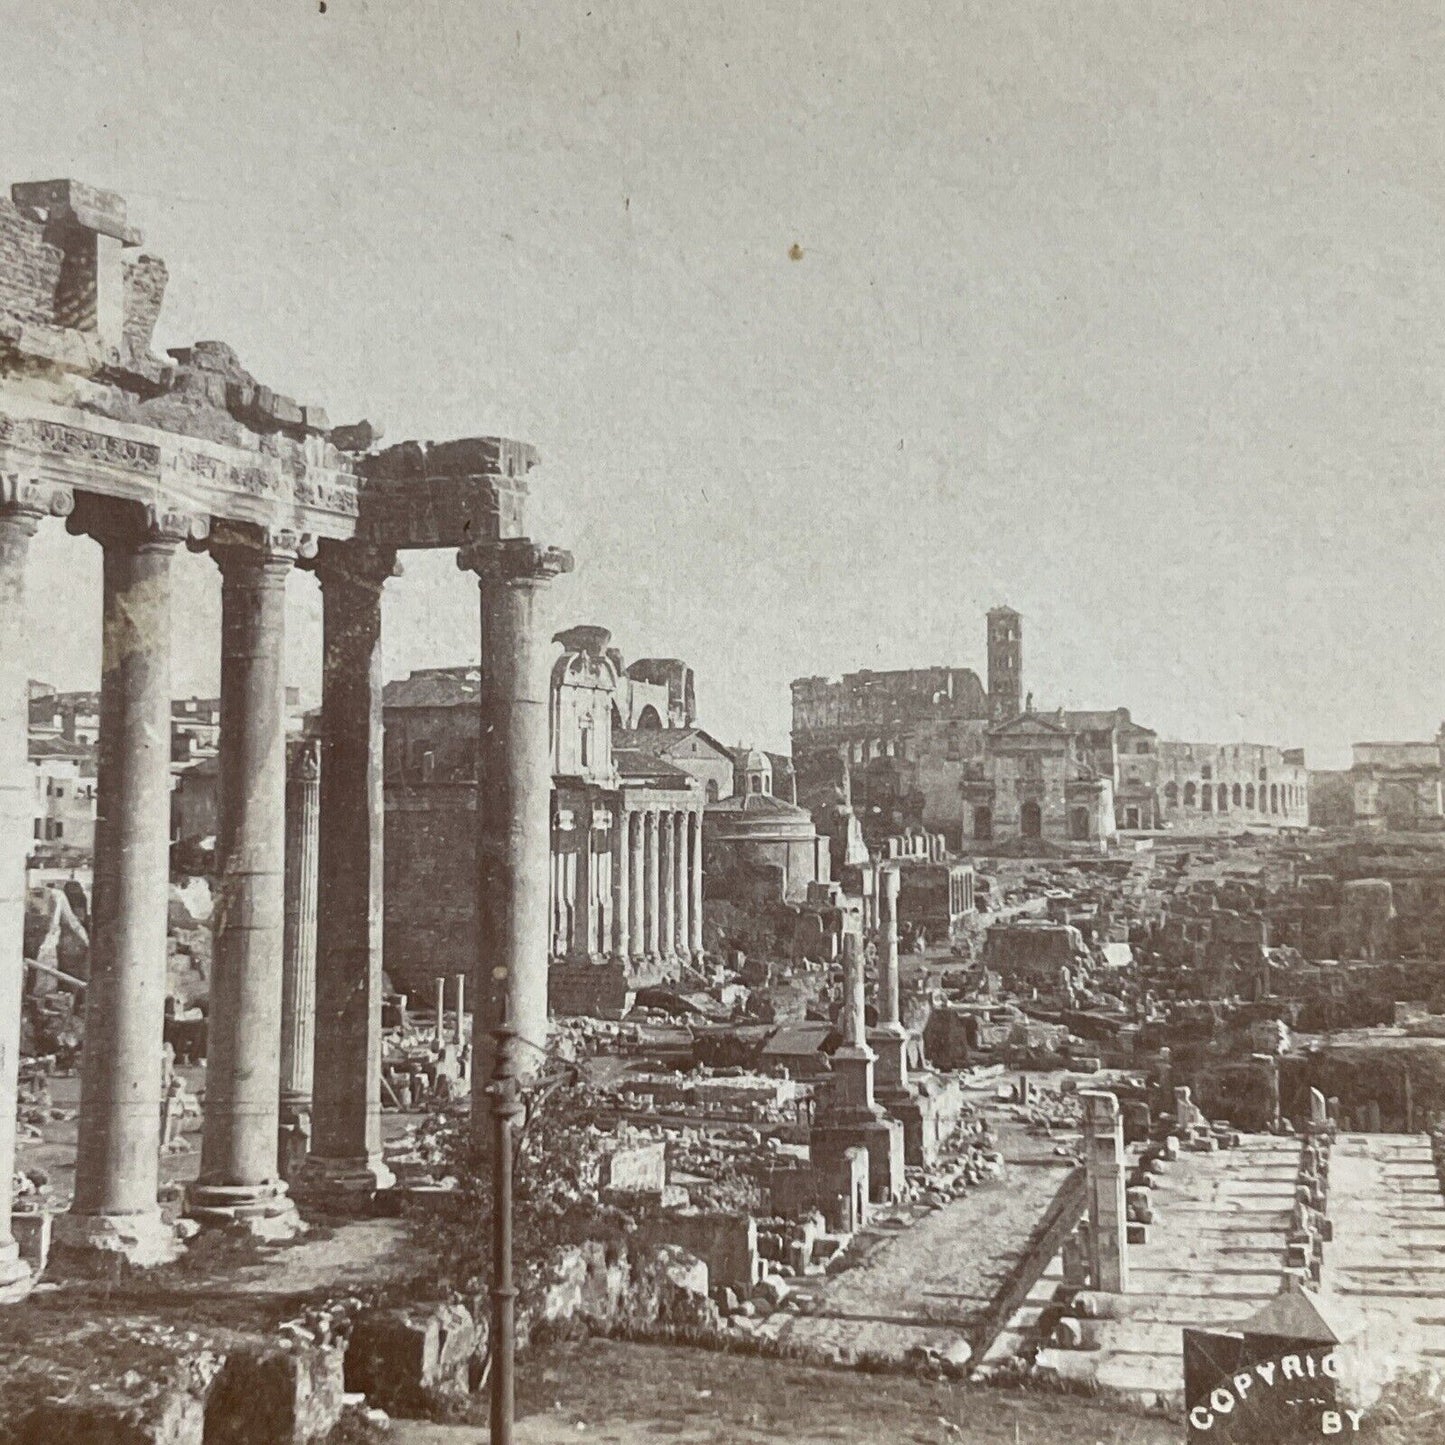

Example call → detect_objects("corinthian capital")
66 493 206 550
456 536 574 585
309 538 402 595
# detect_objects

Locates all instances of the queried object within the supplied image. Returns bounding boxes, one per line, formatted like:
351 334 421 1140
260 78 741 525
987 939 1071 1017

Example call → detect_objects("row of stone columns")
0 486 60 1295
613 807 703 963
0 481 573 1270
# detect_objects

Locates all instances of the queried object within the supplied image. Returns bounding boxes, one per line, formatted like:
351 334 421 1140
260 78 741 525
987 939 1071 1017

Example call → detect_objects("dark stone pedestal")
811 1111 906 1203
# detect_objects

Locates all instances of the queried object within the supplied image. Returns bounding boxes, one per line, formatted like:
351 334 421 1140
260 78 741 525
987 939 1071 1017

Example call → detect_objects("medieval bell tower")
987 606 1022 721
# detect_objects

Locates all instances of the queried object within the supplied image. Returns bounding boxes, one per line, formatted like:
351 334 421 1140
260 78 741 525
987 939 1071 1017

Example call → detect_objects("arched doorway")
1069 807 1090 841
1021 800 1043 839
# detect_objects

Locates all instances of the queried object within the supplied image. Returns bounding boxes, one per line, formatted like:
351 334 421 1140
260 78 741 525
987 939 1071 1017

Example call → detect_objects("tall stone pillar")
1082 1090 1129 1293
613 808 631 960
688 809 704 959
830 933 875 1112
458 538 573 1123
0 476 69 1294
190 524 304 1236
659 811 675 962
59 498 197 1265
628 811 645 959
299 542 398 1200
644 810 660 959
872 866 909 1093
810 929 906 1202
673 811 689 961
279 735 320 1170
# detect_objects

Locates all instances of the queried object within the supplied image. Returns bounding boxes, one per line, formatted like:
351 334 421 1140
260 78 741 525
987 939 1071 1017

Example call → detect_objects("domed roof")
741 746 769 773
706 790 818 840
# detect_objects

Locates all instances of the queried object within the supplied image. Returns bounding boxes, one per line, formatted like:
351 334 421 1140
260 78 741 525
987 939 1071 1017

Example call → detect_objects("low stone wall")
635 1211 760 1292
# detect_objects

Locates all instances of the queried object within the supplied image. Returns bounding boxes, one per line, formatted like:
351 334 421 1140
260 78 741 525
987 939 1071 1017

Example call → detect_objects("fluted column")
190 523 305 1236
628 811 645 958
571 815 593 958
672 810 689 961
688 809 704 959
458 537 573 1126
59 497 198 1266
659 811 675 962
644 810 660 958
613 808 631 960
299 542 398 1199
279 735 320 1160
0 476 70 1293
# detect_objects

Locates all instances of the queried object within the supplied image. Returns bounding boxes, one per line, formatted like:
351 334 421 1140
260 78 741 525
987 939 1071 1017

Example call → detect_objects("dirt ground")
392 1337 1181 1445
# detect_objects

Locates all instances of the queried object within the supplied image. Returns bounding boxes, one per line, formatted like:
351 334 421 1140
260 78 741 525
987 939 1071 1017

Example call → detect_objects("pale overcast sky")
4 0 1441 766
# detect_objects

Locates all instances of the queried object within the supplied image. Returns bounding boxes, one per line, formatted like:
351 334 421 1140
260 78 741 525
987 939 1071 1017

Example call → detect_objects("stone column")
688 809 704 959
59 498 197 1266
872 865 909 1093
613 808 631 961
453 973 466 1047
190 524 304 1235
435 976 447 1045
0 476 70 1293
629 811 645 958
298 542 398 1200
571 814 593 958
659 811 675 962
278 735 320 1178
1082 1090 1129 1293
458 538 573 1122
644 810 660 959
673 811 689 961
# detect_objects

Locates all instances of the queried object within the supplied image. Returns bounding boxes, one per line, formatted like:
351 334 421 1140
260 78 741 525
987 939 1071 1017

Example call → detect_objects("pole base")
52 1207 183 1268
186 1180 305 1240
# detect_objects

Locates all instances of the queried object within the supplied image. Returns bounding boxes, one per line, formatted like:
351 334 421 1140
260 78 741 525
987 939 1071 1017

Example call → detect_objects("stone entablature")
0 391 360 542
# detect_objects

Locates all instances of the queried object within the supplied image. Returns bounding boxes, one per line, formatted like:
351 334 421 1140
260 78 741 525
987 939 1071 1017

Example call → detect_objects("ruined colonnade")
0 466 570 1270
0 172 573 1277
612 804 704 964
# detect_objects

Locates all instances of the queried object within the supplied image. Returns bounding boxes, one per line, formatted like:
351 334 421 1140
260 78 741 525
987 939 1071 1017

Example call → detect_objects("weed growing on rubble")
405 1077 640 1318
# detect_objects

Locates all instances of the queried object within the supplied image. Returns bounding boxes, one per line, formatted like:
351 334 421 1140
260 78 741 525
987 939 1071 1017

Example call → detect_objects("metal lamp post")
487 1021 522 1445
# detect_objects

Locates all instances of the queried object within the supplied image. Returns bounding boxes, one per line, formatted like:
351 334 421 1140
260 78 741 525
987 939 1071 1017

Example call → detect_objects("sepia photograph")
0 2 1441 1440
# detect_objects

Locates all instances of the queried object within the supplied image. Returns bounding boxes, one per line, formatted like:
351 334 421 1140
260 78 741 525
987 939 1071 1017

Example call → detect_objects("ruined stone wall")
383 785 477 993
791 666 990 735
1157 741 1309 828
635 1211 759 1291
384 703 478 785
0 198 64 326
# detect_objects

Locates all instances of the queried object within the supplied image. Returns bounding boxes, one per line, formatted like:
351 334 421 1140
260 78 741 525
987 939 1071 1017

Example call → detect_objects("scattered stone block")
756 1273 791 1307
12 1211 50 1273
1126 1222 1149 1245
17 1354 220 1445
204 1341 344 1444
345 1302 477 1415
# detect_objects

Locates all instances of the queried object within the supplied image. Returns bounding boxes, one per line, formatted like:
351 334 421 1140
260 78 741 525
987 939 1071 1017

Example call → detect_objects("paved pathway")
764 1123 1073 1363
